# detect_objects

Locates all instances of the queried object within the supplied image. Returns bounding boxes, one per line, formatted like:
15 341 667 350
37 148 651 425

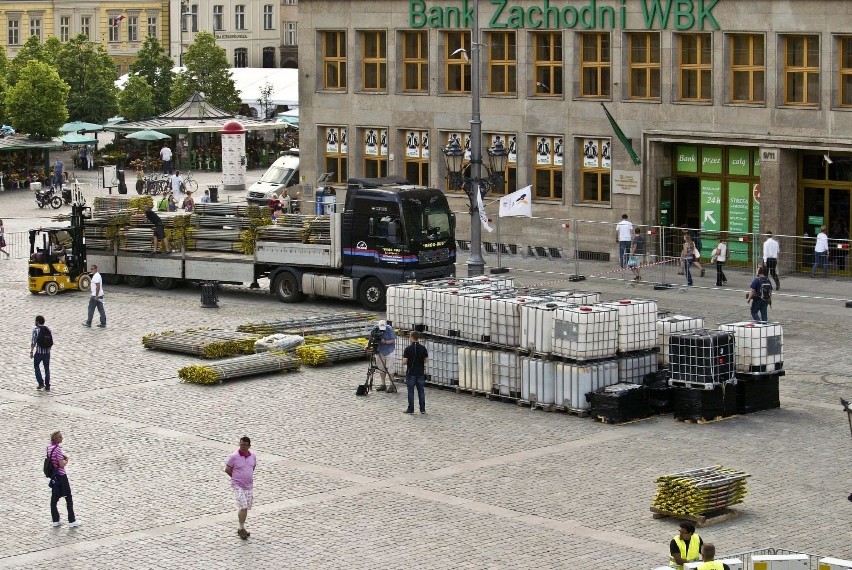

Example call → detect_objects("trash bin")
201 281 219 308
116 169 128 195
207 184 219 203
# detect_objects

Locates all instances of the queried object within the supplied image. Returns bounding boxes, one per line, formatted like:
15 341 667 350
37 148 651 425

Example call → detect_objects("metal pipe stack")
652 465 750 516
178 352 301 384
188 203 271 255
237 312 376 335
295 338 369 365
142 329 262 358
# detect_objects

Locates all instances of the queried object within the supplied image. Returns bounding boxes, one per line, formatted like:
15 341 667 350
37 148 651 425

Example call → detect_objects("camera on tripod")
367 325 384 354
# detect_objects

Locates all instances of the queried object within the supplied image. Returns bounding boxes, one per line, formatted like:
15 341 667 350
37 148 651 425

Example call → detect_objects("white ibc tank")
457 292 495 342
457 347 494 391
549 290 601 304
492 351 520 396
424 286 461 336
618 352 659 384
600 299 659 352
520 300 576 354
391 339 407 377
520 357 555 403
551 305 619 360
719 321 784 372
424 340 458 386
386 284 426 331
555 359 618 410
491 295 546 347
657 314 705 365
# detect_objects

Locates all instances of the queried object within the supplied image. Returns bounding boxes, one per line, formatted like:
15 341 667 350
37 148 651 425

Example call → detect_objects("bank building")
296 0 852 270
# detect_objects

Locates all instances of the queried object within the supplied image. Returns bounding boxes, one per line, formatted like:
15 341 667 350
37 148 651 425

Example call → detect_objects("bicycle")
181 171 199 193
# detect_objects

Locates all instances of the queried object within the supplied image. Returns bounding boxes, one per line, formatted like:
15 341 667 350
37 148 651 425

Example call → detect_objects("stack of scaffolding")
179 352 301 384
236 312 375 335
295 338 369 365
188 203 271 254
141 329 261 358
651 465 749 517
119 211 191 252
256 214 332 245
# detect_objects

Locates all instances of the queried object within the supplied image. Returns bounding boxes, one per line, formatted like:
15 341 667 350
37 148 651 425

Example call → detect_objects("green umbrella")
126 129 171 141
59 133 98 145
60 121 105 134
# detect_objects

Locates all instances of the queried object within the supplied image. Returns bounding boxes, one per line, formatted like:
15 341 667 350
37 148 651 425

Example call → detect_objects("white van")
246 149 300 205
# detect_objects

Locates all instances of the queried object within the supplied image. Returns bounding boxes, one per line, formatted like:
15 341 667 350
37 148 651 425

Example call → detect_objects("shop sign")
728 181 750 261
409 0 721 31
612 170 640 195
808 215 824 226
728 148 751 176
676 145 698 173
760 148 778 163
701 147 722 174
700 179 721 232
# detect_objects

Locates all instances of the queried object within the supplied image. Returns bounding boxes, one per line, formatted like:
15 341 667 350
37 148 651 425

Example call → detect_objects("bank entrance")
800 153 851 273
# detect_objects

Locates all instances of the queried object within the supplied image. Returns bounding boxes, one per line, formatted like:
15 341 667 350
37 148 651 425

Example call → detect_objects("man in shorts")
144 205 171 254
225 436 256 540
373 320 397 392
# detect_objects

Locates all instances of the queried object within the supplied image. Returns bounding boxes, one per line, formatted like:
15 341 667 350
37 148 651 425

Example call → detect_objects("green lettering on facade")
673 0 695 30
489 0 508 28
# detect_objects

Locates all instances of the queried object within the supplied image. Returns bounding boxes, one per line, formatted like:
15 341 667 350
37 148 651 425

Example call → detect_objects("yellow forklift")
28 204 92 295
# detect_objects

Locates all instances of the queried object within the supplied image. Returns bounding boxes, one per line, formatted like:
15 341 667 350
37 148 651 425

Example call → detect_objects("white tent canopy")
116 67 298 116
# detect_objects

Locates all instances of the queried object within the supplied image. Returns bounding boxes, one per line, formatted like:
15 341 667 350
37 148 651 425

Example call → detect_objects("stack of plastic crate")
668 329 737 420
719 321 784 414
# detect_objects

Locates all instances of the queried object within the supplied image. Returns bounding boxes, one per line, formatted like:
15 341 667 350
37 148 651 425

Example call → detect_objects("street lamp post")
442 0 509 277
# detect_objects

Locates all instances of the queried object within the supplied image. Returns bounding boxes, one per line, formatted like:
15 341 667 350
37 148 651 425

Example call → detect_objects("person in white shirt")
811 225 829 278
171 171 184 205
713 233 728 287
83 265 106 328
762 231 781 290
159 144 173 174
615 214 634 270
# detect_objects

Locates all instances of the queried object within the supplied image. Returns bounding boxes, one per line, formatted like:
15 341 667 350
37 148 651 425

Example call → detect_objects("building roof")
0 135 61 152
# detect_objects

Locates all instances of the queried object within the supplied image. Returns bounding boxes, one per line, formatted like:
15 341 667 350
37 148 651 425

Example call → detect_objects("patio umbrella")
126 129 171 141
60 121 105 134
59 133 98 145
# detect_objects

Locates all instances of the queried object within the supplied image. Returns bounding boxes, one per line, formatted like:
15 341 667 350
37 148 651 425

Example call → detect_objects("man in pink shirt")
225 436 256 540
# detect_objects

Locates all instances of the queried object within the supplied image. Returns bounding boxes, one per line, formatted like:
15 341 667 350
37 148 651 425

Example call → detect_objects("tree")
42 36 63 68
6 60 69 140
170 32 241 113
119 75 155 121
7 36 47 87
0 45 8 82
129 36 174 114
257 82 275 119
56 34 119 123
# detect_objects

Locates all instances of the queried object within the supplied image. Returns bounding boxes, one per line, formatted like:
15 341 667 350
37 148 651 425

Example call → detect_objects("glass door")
828 188 850 273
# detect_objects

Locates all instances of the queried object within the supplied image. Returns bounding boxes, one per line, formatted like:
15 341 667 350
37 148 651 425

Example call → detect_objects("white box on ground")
685 559 743 570
819 558 852 569
750 554 809 569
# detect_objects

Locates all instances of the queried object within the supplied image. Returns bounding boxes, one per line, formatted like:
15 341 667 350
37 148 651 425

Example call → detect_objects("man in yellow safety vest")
696 543 731 570
669 521 703 568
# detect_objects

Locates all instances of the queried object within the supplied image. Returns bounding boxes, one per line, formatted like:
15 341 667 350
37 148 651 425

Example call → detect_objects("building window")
730 34 765 104
147 16 157 38
444 132 470 192
840 37 852 107
533 32 563 96
284 22 297 45
264 5 274 30
487 31 516 95
235 5 245 31
445 31 471 94
363 128 388 178
322 31 347 90
80 16 91 40
191 4 199 32
628 32 661 100
678 33 712 101
784 35 819 106
128 16 139 42
263 47 275 68
487 133 516 196
580 138 611 204
362 31 387 91
234 48 248 68
30 18 41 40
285 0 297 4
213 5 224 31
580 33 610 98
404 130 430 186
108 16 120 42
402 31 428 93
59 16 70 42
534 136 564 200
8 19 19 45
324 127 348 184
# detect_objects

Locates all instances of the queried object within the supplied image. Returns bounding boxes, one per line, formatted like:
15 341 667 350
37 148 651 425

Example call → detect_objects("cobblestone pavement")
1 175 852 569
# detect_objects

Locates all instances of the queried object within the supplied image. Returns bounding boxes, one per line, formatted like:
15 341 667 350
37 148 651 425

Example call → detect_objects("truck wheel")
44 281 59 296
78 274 91 291
125 275 149 288
358 277 386 311
152 276 177 290
272 272 304 303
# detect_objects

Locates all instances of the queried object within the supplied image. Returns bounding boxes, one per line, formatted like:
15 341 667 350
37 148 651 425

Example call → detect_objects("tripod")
365 347 397 394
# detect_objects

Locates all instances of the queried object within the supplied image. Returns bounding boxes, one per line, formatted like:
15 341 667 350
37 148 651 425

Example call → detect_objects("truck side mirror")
368 218 375 236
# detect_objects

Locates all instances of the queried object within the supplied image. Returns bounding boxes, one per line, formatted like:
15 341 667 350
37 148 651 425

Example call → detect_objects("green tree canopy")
171 32 241 113
42 36 63 68
0 45 9 82
119 75 155 121
7 36 47 87
56 34 119 123
129 36 174 115
6 60 69 140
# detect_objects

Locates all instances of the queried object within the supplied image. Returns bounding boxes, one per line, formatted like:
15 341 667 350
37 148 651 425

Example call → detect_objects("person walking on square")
402 331 428 414
86 146 95 170
669 521 703 569
762 231 781 290
712 233 728 287
696 543 731 570
160 143 173 174
83 265 106 328
628 226 645 281
747 266 772 322
615 214 633 269
53 158 64 189
170 170 184 206
225 436 256 540
47 431 81 528
811 225 829 278
0 218 9 257
31 315 53 391
681 234 695 287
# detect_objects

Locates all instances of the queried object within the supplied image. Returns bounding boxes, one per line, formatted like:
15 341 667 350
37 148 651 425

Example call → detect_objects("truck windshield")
402 200 452 243
259 166 294 185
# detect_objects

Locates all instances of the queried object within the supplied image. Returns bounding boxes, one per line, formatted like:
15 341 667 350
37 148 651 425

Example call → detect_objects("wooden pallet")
674 415 737 424
554 406 591 418
454 386 490 397
650 506 739 527
485 391 520 404
595 414 657 426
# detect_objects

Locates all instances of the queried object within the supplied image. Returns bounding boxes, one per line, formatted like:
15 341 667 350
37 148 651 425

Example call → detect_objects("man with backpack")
747 266 773 322
31 315 53 391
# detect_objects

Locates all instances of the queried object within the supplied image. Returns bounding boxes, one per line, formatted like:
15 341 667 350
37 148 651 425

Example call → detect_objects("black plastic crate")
735 374 780 414
672 383 737 421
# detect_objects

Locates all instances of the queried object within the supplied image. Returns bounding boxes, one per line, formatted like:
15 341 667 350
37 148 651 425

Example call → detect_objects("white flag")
476 186 493 232
499 185 533 218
